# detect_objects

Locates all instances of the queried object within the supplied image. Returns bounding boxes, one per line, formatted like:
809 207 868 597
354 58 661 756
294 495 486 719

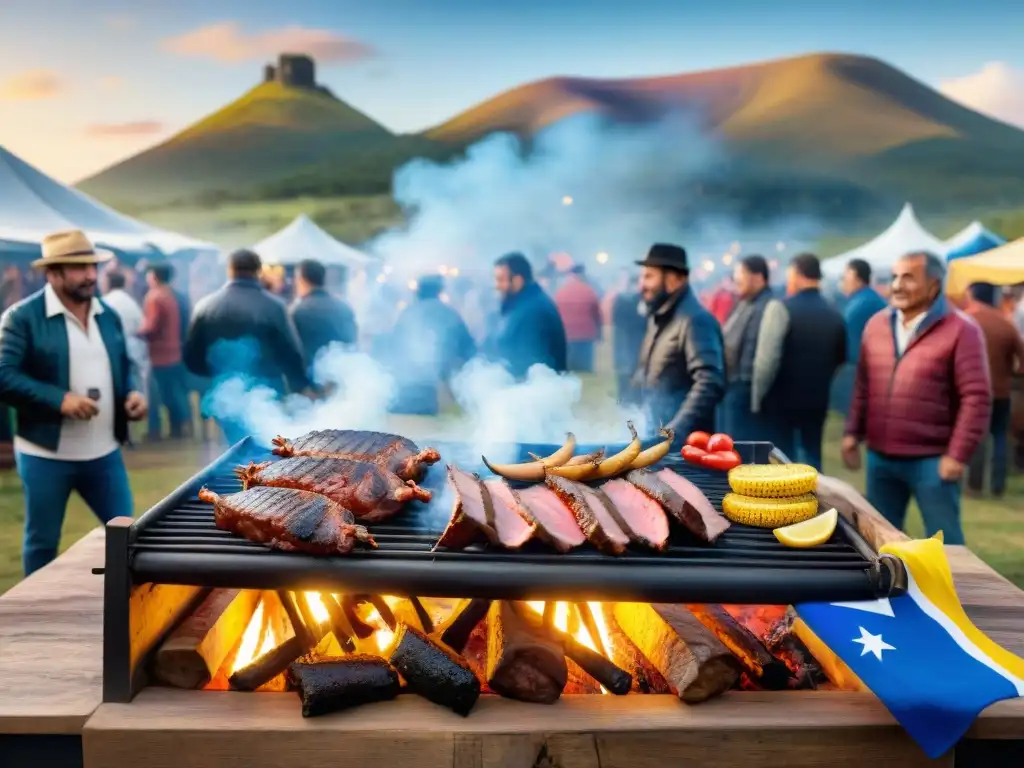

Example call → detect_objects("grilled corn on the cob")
727 464 818 498
722 493 818 528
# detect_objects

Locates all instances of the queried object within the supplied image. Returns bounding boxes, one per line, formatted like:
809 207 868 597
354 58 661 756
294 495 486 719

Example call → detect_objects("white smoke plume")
370 111 726 283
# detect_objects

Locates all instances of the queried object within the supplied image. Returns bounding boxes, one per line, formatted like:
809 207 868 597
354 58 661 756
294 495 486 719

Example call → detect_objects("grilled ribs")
198 486 376 555
235 457 432 523
271 430 441 482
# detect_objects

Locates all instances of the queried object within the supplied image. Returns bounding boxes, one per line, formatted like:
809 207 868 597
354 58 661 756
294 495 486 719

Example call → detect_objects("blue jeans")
967 397 1011 496
866 451 963 545
771 411 826 472
718 382 769 442
16 449 134 576
148 363 191 437
566 341 595 373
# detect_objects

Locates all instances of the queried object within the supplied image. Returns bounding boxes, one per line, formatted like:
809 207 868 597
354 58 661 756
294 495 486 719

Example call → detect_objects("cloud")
939 62 1024 129
0 69 65 101
162 22 374 64
85 121 165 138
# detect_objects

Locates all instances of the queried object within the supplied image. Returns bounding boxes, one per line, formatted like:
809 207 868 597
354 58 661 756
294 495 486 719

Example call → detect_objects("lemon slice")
774 507 838 548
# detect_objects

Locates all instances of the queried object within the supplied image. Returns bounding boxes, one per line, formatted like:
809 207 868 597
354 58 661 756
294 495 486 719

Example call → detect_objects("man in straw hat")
632 243 725 445
0 229 147 575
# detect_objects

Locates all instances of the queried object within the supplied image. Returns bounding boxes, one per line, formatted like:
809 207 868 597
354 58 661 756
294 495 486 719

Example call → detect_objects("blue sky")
1 0 1023 183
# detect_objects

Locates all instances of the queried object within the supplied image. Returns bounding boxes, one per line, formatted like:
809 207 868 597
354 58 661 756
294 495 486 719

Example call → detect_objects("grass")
1 392 1021 596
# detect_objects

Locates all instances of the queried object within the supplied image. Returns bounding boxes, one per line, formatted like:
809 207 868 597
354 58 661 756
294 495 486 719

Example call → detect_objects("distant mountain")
79 80 399 208
79 52 1024 215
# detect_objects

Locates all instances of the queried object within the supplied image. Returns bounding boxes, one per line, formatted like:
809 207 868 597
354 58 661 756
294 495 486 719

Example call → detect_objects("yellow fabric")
946 237 1024 296
880 535 1024 680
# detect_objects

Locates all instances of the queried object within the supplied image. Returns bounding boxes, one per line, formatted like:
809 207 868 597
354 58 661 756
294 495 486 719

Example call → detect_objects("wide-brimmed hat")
635 243 689 273
31 230 113 270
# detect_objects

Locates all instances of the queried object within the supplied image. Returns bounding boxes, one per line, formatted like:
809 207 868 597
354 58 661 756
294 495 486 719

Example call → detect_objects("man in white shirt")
102 270 149 396
0 230 147 575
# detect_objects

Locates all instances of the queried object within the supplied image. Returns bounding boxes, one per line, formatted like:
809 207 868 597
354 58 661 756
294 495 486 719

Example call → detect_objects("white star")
852 626 896 661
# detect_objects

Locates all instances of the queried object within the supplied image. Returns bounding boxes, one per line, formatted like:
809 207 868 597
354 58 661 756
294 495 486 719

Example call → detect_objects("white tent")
943 221 1003 253
821 203 945 279
252 214 371 267
0 145 215 257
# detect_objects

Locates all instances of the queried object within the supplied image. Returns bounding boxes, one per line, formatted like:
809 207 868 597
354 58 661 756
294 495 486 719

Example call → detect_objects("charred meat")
600 478 670 550
271 429 441 482
435 466 534 549
544 474 629 555
516 485 587 552
198 486 376 556
235 457 432 523
625 468 731 543
288 655 401 717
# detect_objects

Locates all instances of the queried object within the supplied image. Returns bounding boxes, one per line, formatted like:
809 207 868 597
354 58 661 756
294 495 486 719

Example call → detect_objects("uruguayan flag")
797 534 1024 759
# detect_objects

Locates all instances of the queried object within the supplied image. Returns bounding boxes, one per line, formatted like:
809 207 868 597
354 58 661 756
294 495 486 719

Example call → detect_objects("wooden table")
1 480 1023 768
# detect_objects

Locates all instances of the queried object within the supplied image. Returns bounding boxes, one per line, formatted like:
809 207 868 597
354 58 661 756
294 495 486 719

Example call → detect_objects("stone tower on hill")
262 54 316 88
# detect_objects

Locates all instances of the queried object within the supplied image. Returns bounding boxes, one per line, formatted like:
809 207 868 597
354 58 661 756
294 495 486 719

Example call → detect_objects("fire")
527 602 615 693
230 597 283 673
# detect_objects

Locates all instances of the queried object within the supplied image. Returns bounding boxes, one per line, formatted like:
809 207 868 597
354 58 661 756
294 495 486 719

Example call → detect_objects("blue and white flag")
797 534 1024 758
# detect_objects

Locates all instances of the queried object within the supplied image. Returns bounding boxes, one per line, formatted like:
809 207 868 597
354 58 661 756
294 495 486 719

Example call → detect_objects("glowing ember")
527 601 613 693
303 592 331 624
230 597 282 673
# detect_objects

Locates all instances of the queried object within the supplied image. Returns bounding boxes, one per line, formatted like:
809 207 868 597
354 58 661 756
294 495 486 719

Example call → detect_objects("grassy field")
1 406 1021 596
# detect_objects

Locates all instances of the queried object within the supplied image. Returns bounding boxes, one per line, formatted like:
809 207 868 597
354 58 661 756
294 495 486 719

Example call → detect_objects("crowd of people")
0 226 1021 576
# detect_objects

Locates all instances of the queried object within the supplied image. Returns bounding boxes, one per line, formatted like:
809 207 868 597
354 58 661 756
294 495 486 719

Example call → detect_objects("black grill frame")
102 435 906 702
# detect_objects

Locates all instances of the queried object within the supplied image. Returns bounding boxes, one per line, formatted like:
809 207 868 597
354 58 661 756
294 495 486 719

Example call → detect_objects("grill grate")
127 438 899 604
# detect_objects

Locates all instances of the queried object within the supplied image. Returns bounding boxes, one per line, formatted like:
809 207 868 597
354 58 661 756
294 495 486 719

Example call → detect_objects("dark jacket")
611 291 647 375
847 300 991 463
184 278 310 394
764 288 847 418
633 285 725 437
722 287 773 383
488 282 568 379
289 288 358 369
843 286 887 365
386 297 476 415
0 290 138 451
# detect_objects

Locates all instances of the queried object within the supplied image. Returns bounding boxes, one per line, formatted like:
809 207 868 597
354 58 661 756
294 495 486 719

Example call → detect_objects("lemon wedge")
774 507 838 548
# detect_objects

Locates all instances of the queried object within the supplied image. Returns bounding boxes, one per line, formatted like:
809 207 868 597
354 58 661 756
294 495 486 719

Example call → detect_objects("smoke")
370 111 726 282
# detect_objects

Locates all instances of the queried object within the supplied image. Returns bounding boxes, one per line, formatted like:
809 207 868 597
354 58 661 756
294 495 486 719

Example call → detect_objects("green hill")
79 53 1024 217
78 81 399 208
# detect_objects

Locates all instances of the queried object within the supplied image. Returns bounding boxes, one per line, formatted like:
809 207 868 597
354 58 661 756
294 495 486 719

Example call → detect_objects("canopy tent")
946 237 1024 296
943 221 1006 262
252 214 371 267
0 145 216 261
822 203 945 280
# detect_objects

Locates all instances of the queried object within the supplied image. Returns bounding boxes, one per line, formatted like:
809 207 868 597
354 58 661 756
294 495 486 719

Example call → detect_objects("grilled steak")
600 478 670 550
435 466 534 549
235 457 432 523
516 485 586 552
198 486 376 555
544 474 629 555
625 468 730 543
271 430 441 482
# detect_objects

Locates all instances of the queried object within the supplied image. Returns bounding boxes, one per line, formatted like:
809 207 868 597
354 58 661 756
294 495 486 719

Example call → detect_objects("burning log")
341 596 375 639
486 601 567 704
614 603 741 703
439 598 492 653
277 591 315 648
409 596 435 634
318 594 358 653
367 595 398 630
597 604 671 694
514 604 632 695
229 593 324 692
388 623 481 716
288 655 401 717
153 588 260 689
686 604 791 691
229 635 306 692
765 607 829 690
575 603 606 658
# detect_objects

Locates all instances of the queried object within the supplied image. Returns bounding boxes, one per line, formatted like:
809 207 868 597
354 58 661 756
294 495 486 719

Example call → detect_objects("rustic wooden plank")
82 689 943 768
0 529 106 735
815 474 909 551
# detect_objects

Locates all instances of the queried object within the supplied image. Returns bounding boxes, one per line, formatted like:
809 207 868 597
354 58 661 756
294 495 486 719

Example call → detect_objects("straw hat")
32 230 113 270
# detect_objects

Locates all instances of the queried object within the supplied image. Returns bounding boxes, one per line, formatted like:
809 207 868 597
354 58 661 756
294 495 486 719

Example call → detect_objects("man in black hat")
632 243 725 441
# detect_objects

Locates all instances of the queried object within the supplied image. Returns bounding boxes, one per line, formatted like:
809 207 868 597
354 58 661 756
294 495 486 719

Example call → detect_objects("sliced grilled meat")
625 468 730 543
435 466 534 549
600 478 670 550
235 457 432 523
198 486 376 555
271 429 441 482
544 474 629 555
516 485 586 552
